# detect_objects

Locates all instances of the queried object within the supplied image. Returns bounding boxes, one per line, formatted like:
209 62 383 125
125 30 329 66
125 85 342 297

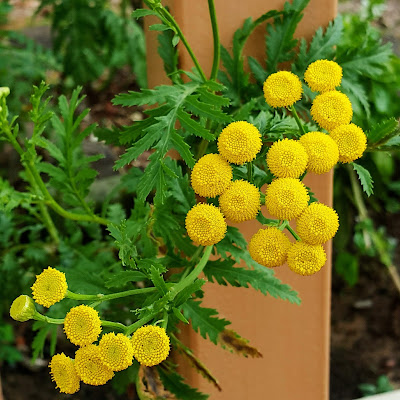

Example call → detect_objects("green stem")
154 4 207 82
286 224 301 241
196 138 209 160
290 105 306 136
66 287 158 302
125 312 158 335
247 162 254 183
171 246 212 297
348 165 368 220
208 0 220 80
34 312 64 325
101 320 127 332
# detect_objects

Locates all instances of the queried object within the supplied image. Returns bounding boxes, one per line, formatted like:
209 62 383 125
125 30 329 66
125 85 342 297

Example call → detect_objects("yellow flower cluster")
187 121 263 245
303 60 367 163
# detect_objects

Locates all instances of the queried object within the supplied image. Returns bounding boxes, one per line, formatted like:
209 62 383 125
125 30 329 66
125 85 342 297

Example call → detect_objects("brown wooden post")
146 1 337 398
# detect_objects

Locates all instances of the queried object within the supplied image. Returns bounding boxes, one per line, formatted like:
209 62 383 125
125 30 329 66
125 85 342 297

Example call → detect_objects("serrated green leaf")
353 162 374 197
367 118 399 145
182 300 230 344
149 23 171 32
170 131 195 168
185 96 230 122
294 16 343 75
174 279 206 307
176 109 214 140
105 271 147 288
132 8 159 18
204 258 301 304
172 307 189 324
266 0 310 73
158 368 209 400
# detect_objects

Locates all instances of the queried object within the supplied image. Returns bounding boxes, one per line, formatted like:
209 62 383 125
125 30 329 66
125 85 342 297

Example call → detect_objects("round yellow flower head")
265 178 310 220
266 138 308 178
185 203 227 246
191 153 232 198
217 121 262 165
296 203 339 245
263 71 303 108
329 123 367 163
49 353 80 394
311 91 353 131
64 305 102 346
287 242 327 276
219 180 260 223
131 325 170 367
99 332 134 372
304 60 343 92
299 131 339 174
10 295 36 322
248 227 291 268
31 267 68 308
75 344 114 386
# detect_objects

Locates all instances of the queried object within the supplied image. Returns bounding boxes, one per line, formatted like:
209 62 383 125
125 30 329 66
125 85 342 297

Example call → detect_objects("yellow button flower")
287 242 327 276
191 153 232 198
266 138 308 178
296 203 339 245
299 131 339 174
265 178 310 220
311 91 353 132
263 71 303 108
185 203 227 246
31 267 68 308
329 123 367 163
64 305 102 346
75 345 114 386
248 227 291 268
99 332 134 372
217 121 262 165
219 180 260 223
49 353 80 394
304 60 343 92
10 295 36 322
131 325 170 367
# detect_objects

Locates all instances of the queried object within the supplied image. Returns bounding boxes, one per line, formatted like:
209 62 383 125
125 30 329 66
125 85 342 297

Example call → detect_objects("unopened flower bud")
10 295 36 322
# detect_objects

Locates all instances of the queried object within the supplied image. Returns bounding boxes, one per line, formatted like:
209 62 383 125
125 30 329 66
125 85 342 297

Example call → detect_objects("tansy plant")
2 0 399 397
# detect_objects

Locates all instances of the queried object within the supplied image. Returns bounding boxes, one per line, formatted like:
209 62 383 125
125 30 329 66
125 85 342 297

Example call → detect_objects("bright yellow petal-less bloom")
31 267 68 308
299 131 339 174
64 305 102 346
287 242 327 276
191 153 232 198
131 325 170 367
265 178 310 220
266 138 308 178
49 353 80 394
248 227 291 268
185 203 227 246
217 121 262 165
74 345 114 386
263 71 303 108
329 123 367 163
304 60 343 92
296 203 339 245
10 295 36 322
219 180 260 223
311 91 353 132
98 332 134 372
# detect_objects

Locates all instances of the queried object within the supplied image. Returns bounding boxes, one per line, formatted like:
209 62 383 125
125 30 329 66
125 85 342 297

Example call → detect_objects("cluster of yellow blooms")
186 59 362 276
10 267 170 394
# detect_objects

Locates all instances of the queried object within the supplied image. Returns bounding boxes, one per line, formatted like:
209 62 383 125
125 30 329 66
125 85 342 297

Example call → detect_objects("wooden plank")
145 1 337 398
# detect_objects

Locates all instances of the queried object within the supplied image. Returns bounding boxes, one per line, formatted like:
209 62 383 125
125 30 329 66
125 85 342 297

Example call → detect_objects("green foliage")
359 375 394 397
37 0 147 87
182 300 230 344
